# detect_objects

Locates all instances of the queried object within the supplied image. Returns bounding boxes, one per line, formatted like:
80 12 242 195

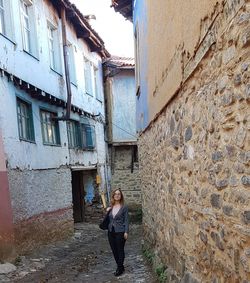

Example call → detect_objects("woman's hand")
124 233 128 240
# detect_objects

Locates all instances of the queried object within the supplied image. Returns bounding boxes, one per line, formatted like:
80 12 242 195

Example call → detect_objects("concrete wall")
0 0 107 254
136 0 250 282
8 167 73 253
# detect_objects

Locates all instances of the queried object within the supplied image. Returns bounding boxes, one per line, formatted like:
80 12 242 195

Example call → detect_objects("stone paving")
0 224 157 283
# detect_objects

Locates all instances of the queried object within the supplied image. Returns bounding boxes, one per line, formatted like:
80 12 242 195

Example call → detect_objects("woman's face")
114 190 122 202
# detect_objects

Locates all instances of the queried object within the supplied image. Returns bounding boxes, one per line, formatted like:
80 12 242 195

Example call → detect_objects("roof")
111 0 133 22
51 0 110 58
103 56 135 69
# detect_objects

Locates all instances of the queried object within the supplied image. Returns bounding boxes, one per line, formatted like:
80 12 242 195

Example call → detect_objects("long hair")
110 188 124 207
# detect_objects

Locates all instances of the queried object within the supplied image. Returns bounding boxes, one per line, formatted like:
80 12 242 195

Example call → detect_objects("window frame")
84 57 93 96
0 0 15 42
67 42 77 86
67 120 81 149
20 0 31 53
134 23 141 98
40 109 61 146
19 0 38 58
81 123 96 150
0 0 6 35
67 120 96 150
16 96 35 143
94 66 102 102
47 20 62 74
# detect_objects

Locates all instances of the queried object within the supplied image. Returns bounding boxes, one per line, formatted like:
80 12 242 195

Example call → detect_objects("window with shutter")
16 97 35 142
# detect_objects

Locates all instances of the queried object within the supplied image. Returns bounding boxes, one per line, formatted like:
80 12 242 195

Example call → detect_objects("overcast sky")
70 0 134 58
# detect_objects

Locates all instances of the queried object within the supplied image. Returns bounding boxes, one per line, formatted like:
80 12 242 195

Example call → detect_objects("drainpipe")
61 7 72 120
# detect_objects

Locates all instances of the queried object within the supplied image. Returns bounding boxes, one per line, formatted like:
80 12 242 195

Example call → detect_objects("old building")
114 0 250 282
0 0 109 258
103 56 141 209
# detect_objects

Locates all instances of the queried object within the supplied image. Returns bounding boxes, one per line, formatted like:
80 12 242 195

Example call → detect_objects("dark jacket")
108 205 129 233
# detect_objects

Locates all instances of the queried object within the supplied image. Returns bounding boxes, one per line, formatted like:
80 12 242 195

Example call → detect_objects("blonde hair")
110 188 124 207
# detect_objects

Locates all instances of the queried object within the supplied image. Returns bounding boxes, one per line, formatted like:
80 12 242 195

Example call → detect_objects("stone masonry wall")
111 146 141 208
8 167 74 254
139 3 250 282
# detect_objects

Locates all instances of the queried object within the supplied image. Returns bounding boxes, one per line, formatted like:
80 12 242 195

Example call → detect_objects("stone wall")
139 3 250 282
8 167 74 253
111 146 141 208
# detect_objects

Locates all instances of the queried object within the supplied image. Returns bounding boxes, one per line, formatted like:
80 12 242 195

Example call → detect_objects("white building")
0 0 109 256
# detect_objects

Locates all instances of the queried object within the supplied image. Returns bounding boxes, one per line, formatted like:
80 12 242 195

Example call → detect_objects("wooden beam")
90 45 103 53
77 30 91 38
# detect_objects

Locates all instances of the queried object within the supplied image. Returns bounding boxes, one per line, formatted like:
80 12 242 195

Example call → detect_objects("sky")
70 0 134 58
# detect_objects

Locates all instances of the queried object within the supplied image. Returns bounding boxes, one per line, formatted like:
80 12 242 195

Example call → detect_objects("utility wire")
110 121 138 139
98 113 138 139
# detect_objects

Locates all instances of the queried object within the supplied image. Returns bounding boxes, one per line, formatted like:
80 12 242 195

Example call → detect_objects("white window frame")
47 21 61 73
0 0 5 35
94 66 98 98
0 0 14 40
67 41 77 86
94 66 102 102
20 0 38 57
84 57 93 96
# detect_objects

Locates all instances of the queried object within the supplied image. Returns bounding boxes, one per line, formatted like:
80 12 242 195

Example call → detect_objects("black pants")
108 229 126 270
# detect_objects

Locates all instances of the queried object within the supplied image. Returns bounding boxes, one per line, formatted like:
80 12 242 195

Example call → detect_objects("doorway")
72 170 85 223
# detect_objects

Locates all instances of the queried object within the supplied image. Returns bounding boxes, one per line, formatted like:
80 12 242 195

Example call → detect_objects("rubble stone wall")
111 146 141 207
139 3 250 282
8 167 74 253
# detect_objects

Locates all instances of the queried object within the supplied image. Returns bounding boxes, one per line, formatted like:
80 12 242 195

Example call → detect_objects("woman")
107 188 129 276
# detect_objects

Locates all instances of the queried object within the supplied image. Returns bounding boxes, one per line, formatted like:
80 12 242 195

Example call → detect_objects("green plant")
14 256 22 266
142 247 154 264
155 264 167 283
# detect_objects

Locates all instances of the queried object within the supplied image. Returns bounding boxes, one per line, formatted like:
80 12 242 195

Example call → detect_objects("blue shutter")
85 124 93 148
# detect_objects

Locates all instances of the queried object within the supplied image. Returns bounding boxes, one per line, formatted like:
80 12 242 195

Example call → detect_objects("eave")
111 0 133 22
51 0 110 58
0 68 95 119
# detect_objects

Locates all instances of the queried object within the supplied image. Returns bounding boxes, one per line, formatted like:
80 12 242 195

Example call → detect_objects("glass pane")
47 124 53 143
18 115 23 138
82 125 87 148
21 115 27 139
85 125 93 147
43 123 48 142
51 124 56 144
0 9 5 35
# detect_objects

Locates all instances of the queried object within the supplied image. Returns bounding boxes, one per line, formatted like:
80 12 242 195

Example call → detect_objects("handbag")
99 209 111 230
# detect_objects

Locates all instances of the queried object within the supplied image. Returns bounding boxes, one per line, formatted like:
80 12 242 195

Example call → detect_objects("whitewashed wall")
0 0 106 171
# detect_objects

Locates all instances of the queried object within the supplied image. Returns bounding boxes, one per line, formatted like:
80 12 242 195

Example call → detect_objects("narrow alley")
0 224 156 283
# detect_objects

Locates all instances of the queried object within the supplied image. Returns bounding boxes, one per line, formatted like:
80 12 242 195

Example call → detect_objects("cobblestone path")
1 224 157 283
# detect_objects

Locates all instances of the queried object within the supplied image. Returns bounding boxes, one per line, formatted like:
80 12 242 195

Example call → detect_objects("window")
67 120 96 150
82 124 95 149
84 57 93 95
20 0 37 56
0 0 13 39
16 97 35 142
134 24 140 97
67 42 77 85
94 66 102 101
67 120 81 148
0 0 5 35
47 21 61 73
40 110 60 145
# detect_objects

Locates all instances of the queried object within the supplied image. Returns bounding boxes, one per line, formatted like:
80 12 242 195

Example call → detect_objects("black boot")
114 266 124 276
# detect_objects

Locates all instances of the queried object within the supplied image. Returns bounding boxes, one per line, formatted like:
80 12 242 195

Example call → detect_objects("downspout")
61 7 72 120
